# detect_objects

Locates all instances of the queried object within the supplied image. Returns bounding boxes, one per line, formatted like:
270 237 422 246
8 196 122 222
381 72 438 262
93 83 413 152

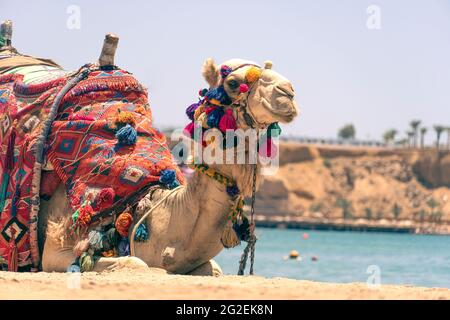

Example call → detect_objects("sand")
0 268 448 300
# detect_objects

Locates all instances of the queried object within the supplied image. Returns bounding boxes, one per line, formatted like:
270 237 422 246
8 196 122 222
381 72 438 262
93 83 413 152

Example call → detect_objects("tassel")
8 229 18 272
6 128 16 171
221 220 241 249
267 122 281 138
159 169 179 189
114 109 136 126
94 187 115 211
258 137 278 158
186 102 200 121
206 107 224 128
134 223 149 242
183 122 195 138
197 112 209 128
193 104 204 120
116 124 137 145
219 109 237 132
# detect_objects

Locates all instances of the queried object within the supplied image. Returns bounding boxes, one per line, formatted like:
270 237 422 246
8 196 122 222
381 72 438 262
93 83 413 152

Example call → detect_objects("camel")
1 23 298 276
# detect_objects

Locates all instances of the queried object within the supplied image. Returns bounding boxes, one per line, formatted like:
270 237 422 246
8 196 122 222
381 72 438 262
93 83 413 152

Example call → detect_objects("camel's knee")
186 259 223 277
41 240 76 272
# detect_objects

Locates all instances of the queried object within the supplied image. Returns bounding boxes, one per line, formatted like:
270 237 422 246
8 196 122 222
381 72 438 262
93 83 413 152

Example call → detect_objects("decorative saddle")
0 64 184 271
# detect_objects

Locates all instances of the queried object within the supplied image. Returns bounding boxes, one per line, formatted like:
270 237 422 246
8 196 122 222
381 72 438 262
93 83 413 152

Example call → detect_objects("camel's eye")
227 79 240 90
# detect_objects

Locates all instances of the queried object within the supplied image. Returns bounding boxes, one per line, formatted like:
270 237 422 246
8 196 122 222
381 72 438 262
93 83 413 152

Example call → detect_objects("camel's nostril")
275 83 295 98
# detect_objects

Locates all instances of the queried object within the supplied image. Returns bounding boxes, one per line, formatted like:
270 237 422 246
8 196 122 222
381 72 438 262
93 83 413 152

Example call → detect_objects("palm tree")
409 120 421 148
406 131 414 148
382 129 398 145
433 125 445 149
420 127 427 149
447 127 450 150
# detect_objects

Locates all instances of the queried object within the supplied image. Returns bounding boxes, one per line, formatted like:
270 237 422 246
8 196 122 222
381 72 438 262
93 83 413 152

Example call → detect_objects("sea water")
215 228 450 288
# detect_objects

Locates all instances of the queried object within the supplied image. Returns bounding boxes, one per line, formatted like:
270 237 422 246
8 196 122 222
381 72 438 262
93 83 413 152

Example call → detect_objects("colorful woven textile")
0 66 184 271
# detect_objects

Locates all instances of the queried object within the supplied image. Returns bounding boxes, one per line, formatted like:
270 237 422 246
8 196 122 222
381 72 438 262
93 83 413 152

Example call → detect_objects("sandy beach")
0 268 448 300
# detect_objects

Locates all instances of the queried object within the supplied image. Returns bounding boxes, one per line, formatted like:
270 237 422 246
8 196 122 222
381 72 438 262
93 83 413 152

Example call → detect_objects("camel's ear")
202 58 220 88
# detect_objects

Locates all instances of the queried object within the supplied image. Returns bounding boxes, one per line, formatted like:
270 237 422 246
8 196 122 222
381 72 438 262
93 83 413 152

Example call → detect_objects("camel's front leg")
93 256 148 272
186 259 223 277
42 237 148 272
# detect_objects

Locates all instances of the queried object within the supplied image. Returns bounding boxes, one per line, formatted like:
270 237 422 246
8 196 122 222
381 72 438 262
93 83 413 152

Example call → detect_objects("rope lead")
237 162 258 275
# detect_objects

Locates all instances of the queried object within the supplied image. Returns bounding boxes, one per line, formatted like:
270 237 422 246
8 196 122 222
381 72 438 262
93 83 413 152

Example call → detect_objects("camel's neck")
183 162 259 239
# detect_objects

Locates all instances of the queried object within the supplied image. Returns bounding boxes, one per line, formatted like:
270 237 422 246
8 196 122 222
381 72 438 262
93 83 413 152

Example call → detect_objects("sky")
1 0 449 143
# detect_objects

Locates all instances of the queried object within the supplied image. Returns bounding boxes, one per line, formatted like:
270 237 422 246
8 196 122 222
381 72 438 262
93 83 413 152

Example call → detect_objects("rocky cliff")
256 143 450 231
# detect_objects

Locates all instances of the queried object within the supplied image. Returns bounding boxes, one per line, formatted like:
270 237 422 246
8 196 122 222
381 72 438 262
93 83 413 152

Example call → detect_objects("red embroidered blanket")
0 67 184 271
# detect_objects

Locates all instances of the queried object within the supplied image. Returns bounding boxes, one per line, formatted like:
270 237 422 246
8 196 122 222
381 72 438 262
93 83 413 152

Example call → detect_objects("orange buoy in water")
302 233 309 240
289 250 299 259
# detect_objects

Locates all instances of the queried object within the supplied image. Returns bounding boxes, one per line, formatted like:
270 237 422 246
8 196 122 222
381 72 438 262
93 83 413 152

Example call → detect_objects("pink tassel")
183 122 195 138
258 137 278 158
219 109 237 132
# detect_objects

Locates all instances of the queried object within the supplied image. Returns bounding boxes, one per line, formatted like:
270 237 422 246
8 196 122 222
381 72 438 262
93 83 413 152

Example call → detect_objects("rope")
129 185 183 256
238 162 258 275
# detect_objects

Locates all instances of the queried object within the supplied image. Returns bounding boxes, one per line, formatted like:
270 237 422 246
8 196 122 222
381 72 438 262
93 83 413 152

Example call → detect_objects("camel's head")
201 58 298 129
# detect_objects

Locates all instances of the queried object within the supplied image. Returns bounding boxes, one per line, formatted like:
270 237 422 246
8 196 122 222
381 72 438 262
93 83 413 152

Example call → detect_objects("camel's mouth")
260 95 298 124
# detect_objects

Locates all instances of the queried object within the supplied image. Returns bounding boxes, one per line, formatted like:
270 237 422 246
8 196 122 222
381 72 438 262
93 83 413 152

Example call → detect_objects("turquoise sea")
215 228 450 288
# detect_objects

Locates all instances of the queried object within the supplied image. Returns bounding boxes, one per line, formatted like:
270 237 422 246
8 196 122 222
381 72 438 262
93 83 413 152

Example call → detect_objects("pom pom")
226 185 240 197
135 105 146 115
205 86 232 105
72 201 94 228
245 67 262 84
88 230 104 252
220 65 232 78
197 112 209 128
114 110 136 126
207 107 224 128
159 169 180 189
118 237 130 256
116 124 137 146
199 88 208 97
219 109 237 132
186 102 200 120
94 187 115 211
239 83 249 93
68 114 95 121
267 122 281 138
194 104 204 120
115 211 133 237
134 224 149 242
183 122 195 138
103 227 119 251
80 252 95 272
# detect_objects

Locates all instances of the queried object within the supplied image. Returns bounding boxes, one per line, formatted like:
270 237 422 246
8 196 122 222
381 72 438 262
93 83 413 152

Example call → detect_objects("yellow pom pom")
194 105 204 120
115 110 136 126
245 67 262 84
198 112 209 128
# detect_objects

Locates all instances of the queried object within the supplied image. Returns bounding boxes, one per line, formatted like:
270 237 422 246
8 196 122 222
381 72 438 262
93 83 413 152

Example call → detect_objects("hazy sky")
1 0 449 143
